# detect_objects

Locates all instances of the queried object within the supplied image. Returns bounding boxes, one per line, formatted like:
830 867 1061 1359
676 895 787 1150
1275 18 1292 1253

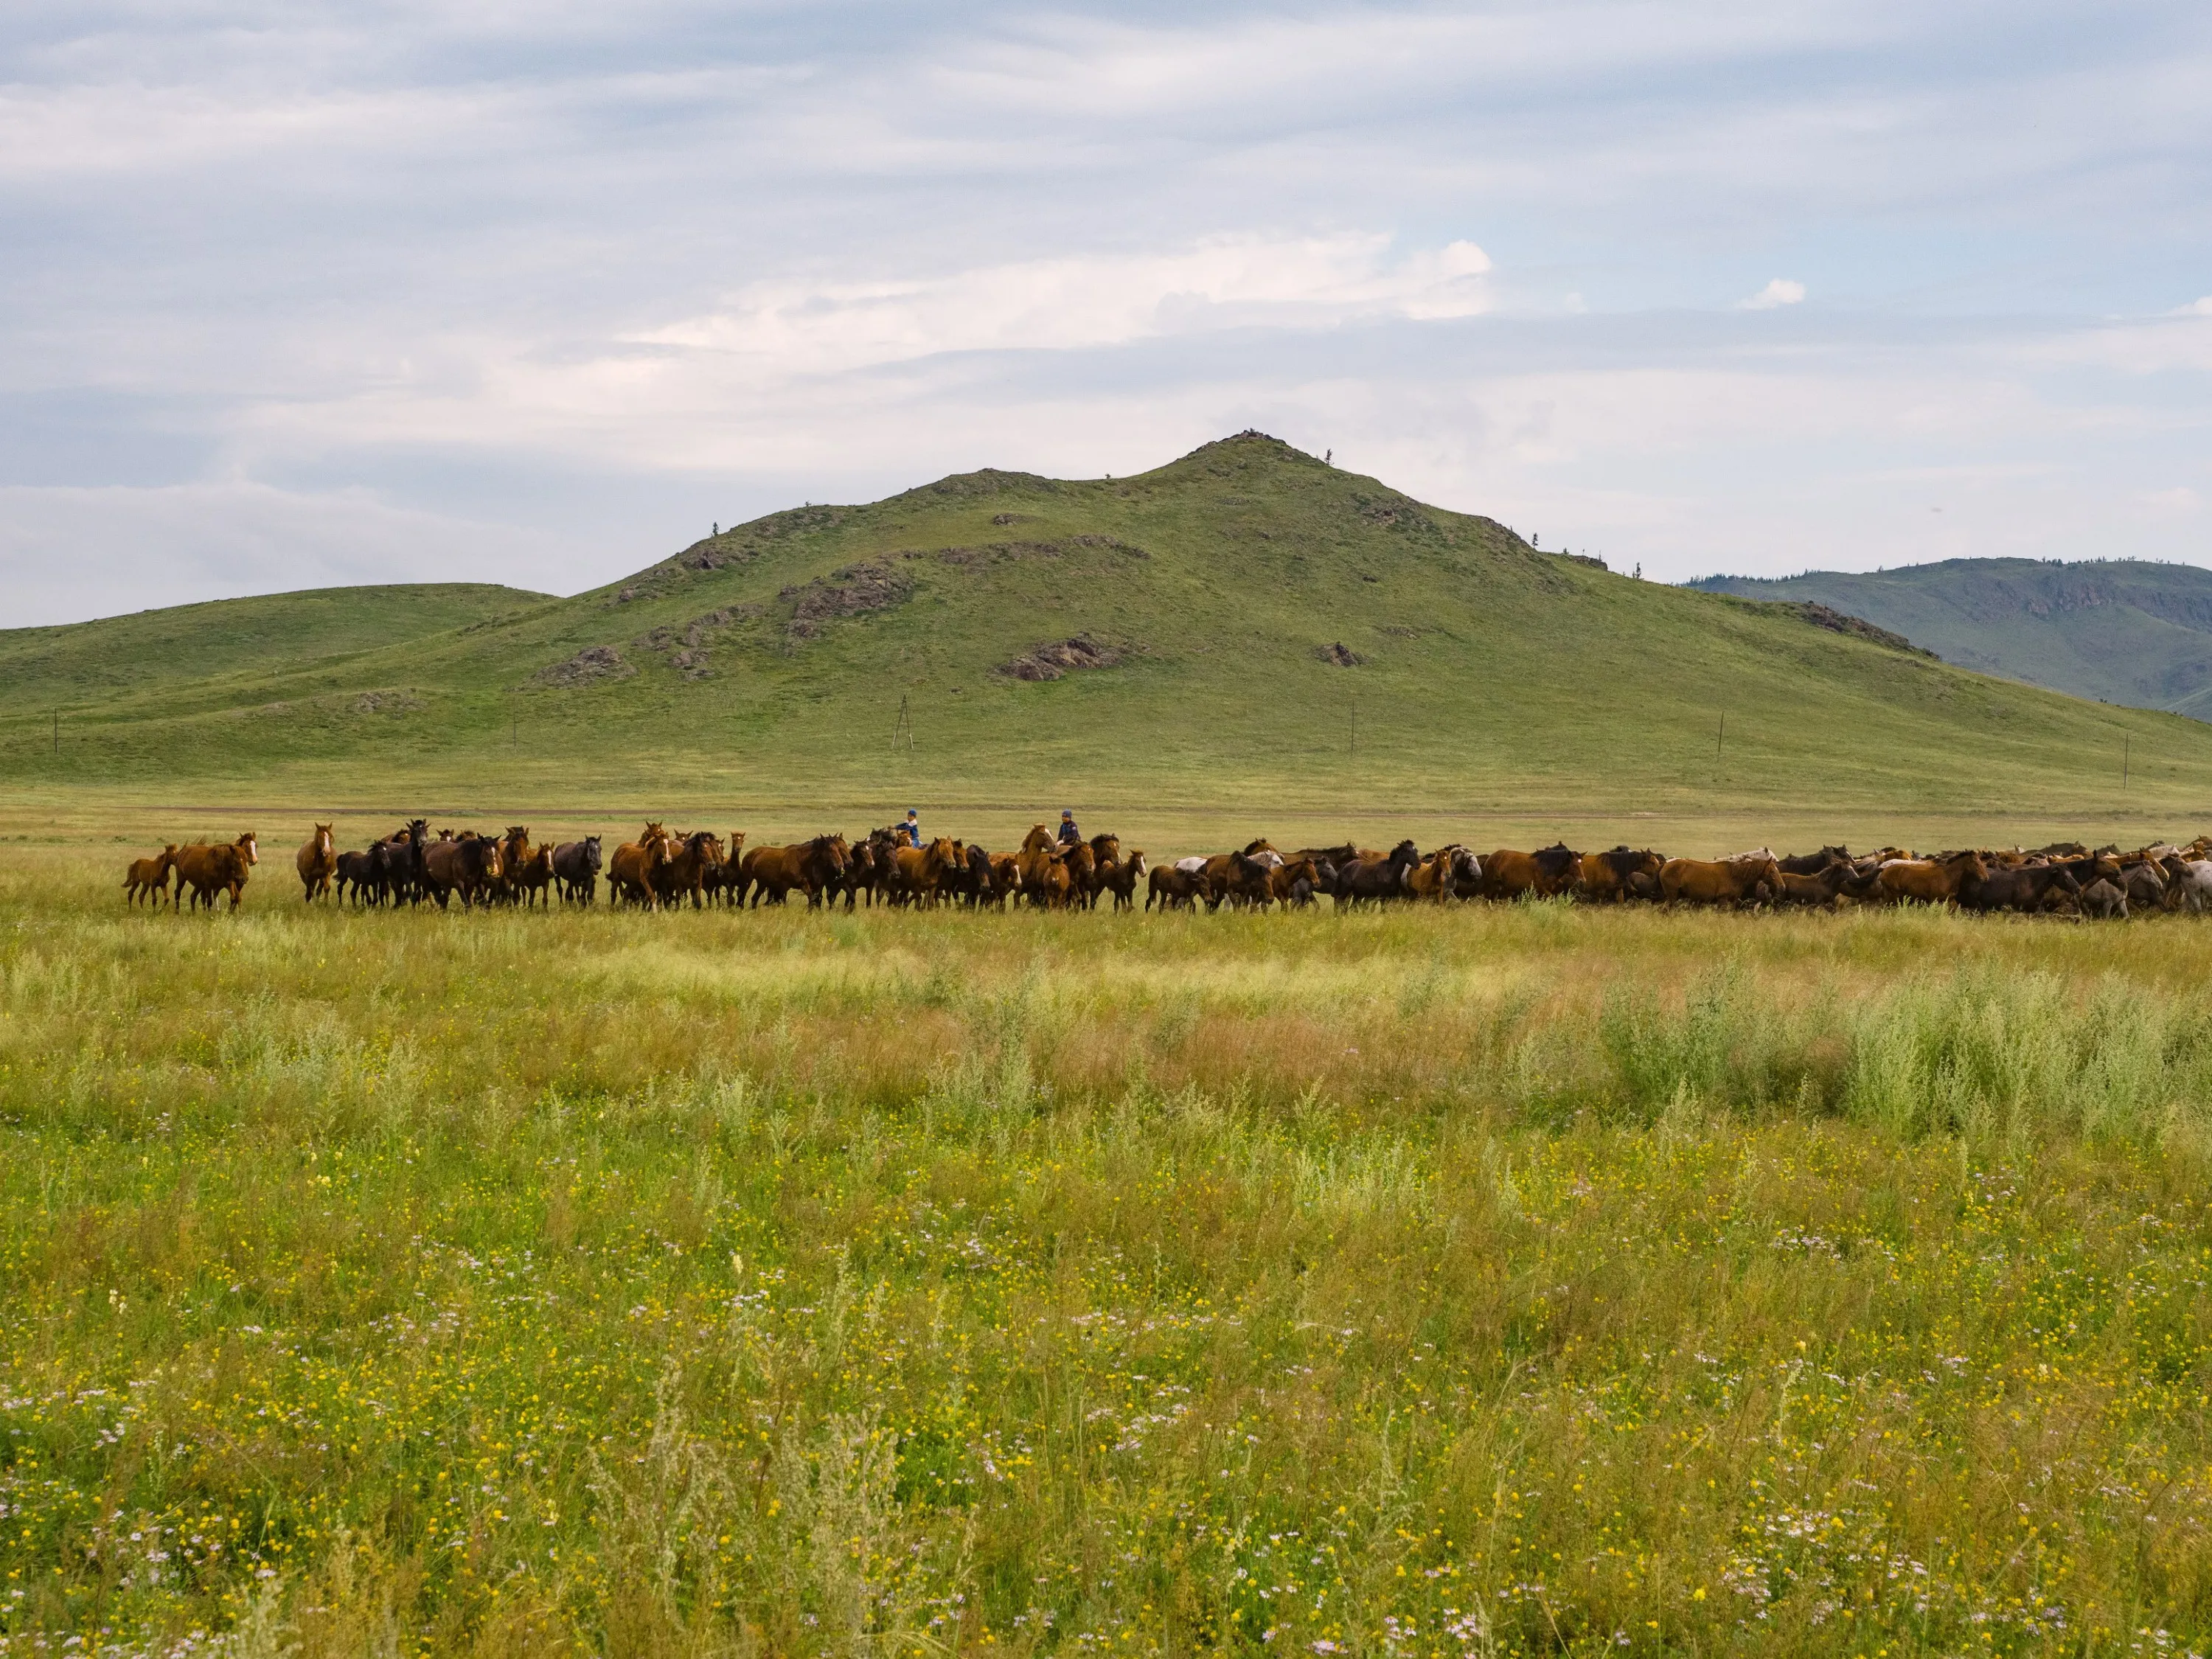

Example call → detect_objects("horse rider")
1057 809 1082 849
900 809 922 848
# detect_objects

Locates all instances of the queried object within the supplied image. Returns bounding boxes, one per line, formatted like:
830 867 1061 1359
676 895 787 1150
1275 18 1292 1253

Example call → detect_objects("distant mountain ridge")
1688 559 2212 718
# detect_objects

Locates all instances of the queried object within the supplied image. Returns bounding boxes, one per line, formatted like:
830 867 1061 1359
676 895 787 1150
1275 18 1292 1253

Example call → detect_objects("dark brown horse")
655 831 726 909
741 835 851 907
422 832 504 909
1147 863 1213 911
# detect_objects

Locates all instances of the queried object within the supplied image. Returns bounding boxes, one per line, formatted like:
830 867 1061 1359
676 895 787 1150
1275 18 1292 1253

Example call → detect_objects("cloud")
2179 297 2212 316
1739 278 1806 310
632 237 1492 375
2140 486 2202 513
4 1 2212 621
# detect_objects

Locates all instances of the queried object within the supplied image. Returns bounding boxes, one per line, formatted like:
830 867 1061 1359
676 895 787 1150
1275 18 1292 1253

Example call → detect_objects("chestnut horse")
174 832 259 911
124 845 177 908
296 824 337 902
610 823 679 908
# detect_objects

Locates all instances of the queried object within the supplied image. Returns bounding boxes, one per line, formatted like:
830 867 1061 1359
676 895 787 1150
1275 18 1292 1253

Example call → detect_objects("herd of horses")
118 822 2212 920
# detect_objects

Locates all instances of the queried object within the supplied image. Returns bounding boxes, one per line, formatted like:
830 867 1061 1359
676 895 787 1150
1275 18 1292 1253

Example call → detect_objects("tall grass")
5 854 2212 1654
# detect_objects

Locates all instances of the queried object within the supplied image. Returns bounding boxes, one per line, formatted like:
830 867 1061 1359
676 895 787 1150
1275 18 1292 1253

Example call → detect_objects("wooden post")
2124 733 2129 789
1717 712 1725 760
52 708 58 757
1349 699 1357 761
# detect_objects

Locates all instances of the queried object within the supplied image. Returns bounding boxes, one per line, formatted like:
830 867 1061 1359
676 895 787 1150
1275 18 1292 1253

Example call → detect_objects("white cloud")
6 1 2212 621
2140 486 2203 513
632 237 1493 375
1739 278 1806 310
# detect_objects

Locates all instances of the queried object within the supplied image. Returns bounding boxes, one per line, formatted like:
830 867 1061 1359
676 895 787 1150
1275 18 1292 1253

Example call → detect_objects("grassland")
8 838 2212 1656
7 434 2212 824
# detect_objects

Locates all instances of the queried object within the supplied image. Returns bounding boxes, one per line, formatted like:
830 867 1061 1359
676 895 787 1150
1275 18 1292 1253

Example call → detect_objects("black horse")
552 836 604 904
369 818 428 906
1336 840 1421 907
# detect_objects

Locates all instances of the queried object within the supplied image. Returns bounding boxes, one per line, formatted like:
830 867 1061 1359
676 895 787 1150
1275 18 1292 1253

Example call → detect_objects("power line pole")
1717 712 1725 761
2123 733 2129 789
1349 698 1357 761
891 694 914 753
52 708 58 757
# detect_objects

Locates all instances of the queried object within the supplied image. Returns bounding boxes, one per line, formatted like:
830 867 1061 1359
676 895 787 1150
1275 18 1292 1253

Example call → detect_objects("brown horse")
1776 863 1853 907
1102 850 1149 912
1868 850 1986 907
510 842 558 908
125 845 177 908
1015 825 1061 899
422 832 505 909
1081 833 1122 909
655 831 726 909
1058 840 1096 906
703 831 749 905
1660 854 1781 908
490 827 535 904
740 835 851 907
174 833 258 911
610 823 679 908
1577 846 1664 903
1199 839 1279 900
1480 844 1584 901
296 824 337 902
1146 863 1212 911
888 836 964 906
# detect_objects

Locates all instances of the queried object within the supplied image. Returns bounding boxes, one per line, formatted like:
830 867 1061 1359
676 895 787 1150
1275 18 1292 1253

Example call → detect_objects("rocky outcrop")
996 633 1128 682
530 645 636 688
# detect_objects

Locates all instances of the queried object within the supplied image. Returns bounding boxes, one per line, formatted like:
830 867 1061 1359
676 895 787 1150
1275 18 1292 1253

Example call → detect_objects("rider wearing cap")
1057 809 1082 848
900 809 922 848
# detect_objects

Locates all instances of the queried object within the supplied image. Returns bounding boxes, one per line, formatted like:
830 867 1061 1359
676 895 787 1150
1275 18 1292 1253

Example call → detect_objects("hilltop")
1690 559 2212 718
6 434 2211 821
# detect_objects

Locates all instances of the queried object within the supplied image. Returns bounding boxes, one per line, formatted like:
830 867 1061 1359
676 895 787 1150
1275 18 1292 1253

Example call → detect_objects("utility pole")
52 708 58 756
2124 733 2129 789
1349 698 1357 761
1717 712 1725 761
891 693 914 753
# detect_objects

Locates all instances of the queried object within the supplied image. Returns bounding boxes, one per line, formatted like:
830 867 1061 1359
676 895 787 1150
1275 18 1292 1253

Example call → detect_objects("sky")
3 0 2210 626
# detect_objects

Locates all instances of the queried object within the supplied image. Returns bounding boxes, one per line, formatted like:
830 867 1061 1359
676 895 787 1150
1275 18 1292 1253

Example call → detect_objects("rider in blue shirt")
1057 809 1082 848
900 810 922 848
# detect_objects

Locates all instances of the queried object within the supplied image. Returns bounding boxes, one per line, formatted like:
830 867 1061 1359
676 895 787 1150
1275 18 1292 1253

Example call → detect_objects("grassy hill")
0 582 546 714
1689 559 2212 718
5 434 2212 826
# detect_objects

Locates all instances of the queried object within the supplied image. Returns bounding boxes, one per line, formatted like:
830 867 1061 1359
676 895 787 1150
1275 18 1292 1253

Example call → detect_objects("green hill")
0 582 548 713
1689 559 2212 718
6 434 2211 821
